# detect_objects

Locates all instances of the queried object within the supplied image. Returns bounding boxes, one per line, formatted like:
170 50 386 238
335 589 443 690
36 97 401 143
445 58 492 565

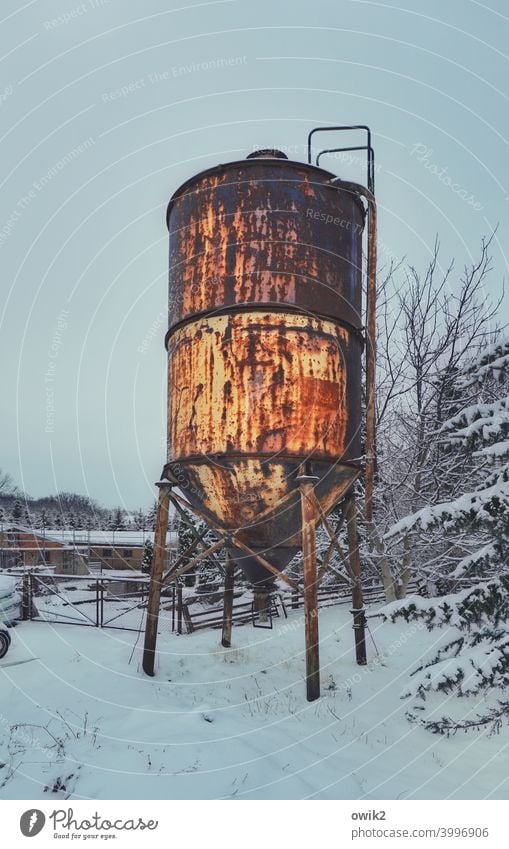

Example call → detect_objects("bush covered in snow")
383 578 509 735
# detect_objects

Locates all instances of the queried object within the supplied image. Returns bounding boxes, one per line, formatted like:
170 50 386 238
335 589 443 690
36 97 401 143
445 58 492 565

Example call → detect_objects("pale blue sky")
0 0 507 508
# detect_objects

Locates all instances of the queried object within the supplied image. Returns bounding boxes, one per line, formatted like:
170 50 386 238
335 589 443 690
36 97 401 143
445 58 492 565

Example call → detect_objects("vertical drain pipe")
330 179 377 666
330 179 377 524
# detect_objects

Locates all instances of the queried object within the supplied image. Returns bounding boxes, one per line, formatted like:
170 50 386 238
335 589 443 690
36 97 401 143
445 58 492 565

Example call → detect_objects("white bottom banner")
1 799 506 847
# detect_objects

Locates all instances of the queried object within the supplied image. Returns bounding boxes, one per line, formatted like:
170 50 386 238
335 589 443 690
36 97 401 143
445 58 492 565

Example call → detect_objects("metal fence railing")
9 570 426 636
18 571 150 633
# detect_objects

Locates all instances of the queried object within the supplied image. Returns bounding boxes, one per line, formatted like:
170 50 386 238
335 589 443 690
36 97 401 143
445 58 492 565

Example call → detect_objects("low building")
0 525 85 572
45 529 178 572
0 526 178 573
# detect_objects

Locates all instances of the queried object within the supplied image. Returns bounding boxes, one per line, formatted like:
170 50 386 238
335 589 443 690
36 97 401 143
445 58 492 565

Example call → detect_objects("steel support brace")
142 488 305 676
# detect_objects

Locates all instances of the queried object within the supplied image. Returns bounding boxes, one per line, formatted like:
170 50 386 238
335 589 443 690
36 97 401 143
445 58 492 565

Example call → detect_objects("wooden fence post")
182 604 194 634
95 579 100 626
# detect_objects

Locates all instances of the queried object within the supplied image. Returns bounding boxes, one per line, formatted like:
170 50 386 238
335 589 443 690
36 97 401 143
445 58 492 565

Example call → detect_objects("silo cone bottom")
227 541 299 586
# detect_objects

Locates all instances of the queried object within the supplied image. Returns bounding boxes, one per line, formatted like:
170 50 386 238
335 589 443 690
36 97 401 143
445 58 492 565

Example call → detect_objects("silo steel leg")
142 482 171 676
221 553 235 648
298 477 320 701
345 492 367 666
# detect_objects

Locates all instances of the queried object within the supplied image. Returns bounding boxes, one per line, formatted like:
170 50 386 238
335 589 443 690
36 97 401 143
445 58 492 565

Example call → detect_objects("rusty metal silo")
143 128 377 702
164 151 364 580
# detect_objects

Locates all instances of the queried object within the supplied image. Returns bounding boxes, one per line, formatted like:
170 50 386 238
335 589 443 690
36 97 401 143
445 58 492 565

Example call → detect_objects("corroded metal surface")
165 155 366 584
168 312 360 461
167 159 365 332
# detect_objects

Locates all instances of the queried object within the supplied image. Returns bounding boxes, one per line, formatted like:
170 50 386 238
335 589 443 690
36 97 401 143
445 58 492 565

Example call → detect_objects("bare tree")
0 469 17 495
367 236 503 599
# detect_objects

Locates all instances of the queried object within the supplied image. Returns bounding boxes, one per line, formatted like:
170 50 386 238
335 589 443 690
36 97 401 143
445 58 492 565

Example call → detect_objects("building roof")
0 525 178 548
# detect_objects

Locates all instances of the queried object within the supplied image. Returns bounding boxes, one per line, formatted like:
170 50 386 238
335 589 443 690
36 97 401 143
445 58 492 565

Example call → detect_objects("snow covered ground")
0 603 507 800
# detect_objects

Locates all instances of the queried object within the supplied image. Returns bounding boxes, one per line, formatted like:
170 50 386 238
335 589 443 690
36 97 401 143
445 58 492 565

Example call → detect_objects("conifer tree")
387 337 509 581
141 539 154 575
384 337 509 733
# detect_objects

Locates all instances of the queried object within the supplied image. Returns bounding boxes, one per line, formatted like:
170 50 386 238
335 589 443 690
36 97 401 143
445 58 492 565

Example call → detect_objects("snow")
381 587 479 628
1 604 508 800
404 642 507 700
458 338 509 387
441 397 509 433
385 475 509 539
451 544 496 578
479 440 509 459
382 593 434 616
440 398 509 453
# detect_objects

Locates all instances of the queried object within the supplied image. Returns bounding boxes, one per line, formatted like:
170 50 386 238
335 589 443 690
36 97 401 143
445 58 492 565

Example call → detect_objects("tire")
0 630 9 659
